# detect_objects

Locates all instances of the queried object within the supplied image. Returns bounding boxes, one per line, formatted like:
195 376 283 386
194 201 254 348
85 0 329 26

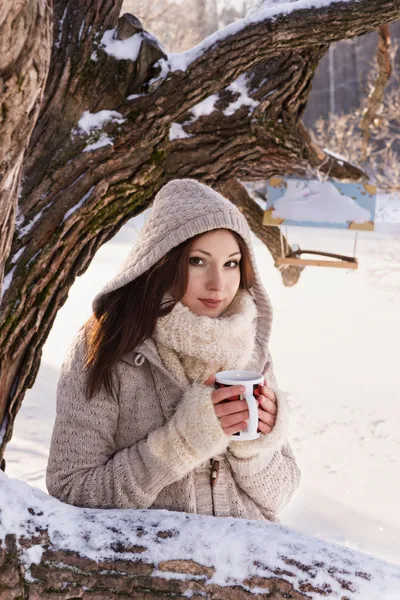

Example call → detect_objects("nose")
207 267 224 291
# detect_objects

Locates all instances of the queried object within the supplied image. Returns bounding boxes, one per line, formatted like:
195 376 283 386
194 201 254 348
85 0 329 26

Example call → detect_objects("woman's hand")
204 375 249 436
205 375 277 436
257 381 277 434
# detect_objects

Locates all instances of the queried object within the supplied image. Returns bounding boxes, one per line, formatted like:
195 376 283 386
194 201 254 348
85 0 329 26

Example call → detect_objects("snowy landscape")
5 198 400 568
3 1 400 596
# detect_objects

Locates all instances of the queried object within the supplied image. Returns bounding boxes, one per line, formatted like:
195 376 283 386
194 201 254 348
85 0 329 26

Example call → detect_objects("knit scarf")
153 290 258 388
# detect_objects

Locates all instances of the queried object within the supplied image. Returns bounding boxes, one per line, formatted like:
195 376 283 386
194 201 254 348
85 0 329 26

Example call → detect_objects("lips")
199 299 222 308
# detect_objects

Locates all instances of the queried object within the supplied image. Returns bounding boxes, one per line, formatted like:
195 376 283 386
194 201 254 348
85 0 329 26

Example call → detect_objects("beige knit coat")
46 179 301 522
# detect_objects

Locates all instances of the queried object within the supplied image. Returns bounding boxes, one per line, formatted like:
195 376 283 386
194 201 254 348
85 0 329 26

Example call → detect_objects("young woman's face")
181 229 241 317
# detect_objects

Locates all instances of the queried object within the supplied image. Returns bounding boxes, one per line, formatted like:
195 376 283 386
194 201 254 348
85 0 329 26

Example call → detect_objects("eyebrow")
191 249 241 257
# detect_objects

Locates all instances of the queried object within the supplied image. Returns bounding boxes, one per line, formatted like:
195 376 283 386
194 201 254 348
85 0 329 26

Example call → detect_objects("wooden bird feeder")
263 177 376 270
276 235 359 270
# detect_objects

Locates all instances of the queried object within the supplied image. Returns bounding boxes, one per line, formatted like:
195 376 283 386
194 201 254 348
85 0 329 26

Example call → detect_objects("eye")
189 256 205 266
225 260 240 268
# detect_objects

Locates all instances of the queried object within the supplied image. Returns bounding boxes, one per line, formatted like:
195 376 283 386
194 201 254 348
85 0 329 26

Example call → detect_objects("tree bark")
0 0 399 463
1 472 400 600
0 0 52 294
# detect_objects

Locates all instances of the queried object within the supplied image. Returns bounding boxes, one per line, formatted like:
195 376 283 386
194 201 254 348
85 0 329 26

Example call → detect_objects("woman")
46 178 300 521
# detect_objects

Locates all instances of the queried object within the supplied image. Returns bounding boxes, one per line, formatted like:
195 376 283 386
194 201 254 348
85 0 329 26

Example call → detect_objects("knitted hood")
92 179 273 366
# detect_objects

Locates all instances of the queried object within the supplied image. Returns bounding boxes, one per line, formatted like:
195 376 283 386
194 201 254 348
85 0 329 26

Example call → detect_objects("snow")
0 416 8 446
223 73 259 116
169 123 191 141
1 470 400 598
148 57 170 88
247 0 350 17
273 179 371 223
54 6 67 49
169 74 259 140
375 193 400 234
17 204 51 237
168 95 218 140
1 246 24 305
78 21 84 42
169 75 258 142
324 147 348 165
77 110 125 135
4 210 400 568
26 250 40 269
126 93 142 101
23 544 44 569
191 95 219 118
10 246 26 265
0 266 16 304
83 133 114 152
76 111 125 151
63 186 95 221
101 28 144 61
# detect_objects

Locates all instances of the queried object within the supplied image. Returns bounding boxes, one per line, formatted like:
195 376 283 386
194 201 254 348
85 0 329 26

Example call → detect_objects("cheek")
185 269 204 297
229 269 241 292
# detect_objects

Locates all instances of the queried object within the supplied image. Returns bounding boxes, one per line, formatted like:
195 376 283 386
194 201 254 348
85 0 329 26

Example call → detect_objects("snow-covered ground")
5 208 400 567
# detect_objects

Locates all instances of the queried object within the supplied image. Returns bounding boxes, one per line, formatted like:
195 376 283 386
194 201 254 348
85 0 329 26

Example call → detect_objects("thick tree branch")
162 48 368 184
1 472 400 599
150 0 400 119
1 0 399 462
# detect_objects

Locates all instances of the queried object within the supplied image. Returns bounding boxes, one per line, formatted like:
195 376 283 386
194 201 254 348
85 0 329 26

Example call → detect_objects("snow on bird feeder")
263 177 377 269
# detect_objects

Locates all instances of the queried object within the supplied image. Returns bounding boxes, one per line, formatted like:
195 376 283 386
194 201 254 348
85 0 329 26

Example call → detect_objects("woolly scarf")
153 290 258 388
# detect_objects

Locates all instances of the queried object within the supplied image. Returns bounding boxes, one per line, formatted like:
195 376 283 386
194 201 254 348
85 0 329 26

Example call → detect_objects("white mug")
215 369 263 441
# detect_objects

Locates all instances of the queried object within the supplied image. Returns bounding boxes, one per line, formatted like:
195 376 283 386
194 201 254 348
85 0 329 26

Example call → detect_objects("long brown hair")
84 230 254 399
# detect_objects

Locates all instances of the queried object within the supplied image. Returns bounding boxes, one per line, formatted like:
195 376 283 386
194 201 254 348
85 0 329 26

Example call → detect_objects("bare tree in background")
312 27 398 192
121 0 253 51
311 27 400 293
121 0 200 50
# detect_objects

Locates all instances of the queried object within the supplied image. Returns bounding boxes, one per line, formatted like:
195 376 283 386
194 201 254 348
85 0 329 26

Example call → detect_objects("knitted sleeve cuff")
147 383 229 472
228 388 289 462
175 383 230 461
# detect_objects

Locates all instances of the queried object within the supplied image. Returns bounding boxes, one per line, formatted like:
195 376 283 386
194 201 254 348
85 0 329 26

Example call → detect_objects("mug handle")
244 388 258 436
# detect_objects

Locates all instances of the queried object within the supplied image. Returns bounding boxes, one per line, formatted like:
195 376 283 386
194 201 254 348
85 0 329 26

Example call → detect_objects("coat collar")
128 337 186 392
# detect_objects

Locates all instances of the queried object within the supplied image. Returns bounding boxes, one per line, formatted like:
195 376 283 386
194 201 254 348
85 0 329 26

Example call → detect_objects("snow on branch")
77 110 125 135
101 28 145 61
165 0 398 75
169 73 260 140
73 110 126 153
247 0 338 17
1 472 400 598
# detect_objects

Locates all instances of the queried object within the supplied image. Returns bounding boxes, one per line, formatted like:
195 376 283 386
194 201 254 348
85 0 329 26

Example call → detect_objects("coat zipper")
210 459 220 516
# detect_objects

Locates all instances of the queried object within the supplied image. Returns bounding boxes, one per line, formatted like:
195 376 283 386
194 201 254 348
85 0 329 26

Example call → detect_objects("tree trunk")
0 0 399 464
0 0 52 293
1 471 400 600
